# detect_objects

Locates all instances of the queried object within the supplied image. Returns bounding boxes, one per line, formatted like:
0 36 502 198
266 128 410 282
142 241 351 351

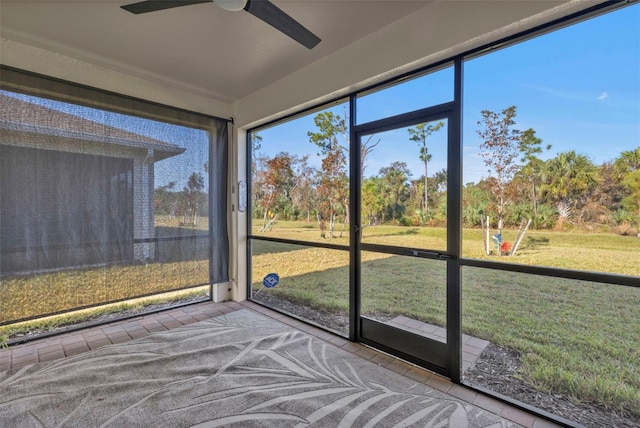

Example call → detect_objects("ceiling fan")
121 0 321 49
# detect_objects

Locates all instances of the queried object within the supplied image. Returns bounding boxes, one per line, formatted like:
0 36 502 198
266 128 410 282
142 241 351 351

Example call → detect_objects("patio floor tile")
159 320 183 329
64 344 90 356
1 300 560 426
472 393 507 415
501 405 537 428
86 338 112 350
106 333 132 344
39 349 66 362
126 328 149 340
426 374 452 393
447 383 478 403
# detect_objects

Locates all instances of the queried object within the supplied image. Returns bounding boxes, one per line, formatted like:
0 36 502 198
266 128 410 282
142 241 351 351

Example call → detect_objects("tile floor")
1 300 562 428
388 315 490 372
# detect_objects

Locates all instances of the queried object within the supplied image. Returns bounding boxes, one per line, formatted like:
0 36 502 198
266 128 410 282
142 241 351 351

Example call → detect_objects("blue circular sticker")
263 273 280 288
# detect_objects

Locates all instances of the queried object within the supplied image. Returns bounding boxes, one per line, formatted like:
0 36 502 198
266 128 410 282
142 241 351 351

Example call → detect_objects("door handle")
409 249 456 260
437 253 456 260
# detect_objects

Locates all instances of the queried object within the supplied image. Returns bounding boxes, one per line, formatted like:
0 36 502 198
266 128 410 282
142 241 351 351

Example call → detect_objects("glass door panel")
361 251 447 344
360 120 448 251
357 116 454 375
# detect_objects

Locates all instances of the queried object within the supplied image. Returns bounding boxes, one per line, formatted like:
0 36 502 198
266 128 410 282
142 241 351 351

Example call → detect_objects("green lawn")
1 215 210 324
0 260 209 323
253 221 640 276
0 287 209 348
250 222 640 416
2 220 638 415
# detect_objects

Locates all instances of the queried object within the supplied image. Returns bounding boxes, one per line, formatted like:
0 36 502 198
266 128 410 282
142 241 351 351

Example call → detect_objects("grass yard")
1 217 210 324
462 268 639 415
254 221 640 276
2 219 638 415
0 286 208 347
0 260 209 324
250 222 640 416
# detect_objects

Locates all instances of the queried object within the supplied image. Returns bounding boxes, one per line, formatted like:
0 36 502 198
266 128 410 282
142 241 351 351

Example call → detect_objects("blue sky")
255 3 640 185
4 3 637 190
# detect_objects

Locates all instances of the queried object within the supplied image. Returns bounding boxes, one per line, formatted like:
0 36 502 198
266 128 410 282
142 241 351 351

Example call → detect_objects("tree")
308 109 379 178
259 152 296 230
289 155 318 222
155 181 178 217
589 162 626 226
379 161 411 222
476 106 522 228
408 121 444 212
251 133 263 153
540 151 599 230
463 182 492 227
308 111 348 155
250 133 265 217
183 172 205 226
316 149 348 238
308 111 350 237
362 176 385 226
307 109 382 236
614 147 640 226
517 128 551 216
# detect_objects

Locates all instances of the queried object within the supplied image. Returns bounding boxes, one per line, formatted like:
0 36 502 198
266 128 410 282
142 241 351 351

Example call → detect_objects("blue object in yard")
492 233 502 245
263 273 280 288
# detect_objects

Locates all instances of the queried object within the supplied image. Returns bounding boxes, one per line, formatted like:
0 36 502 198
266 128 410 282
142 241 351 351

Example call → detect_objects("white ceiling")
1 0 609 126
0 0 429 103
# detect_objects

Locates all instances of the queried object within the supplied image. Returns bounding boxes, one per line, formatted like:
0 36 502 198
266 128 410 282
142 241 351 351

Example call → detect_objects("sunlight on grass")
249 221 640 416
0 287 208 345
462 267 639 414
0 260 209 323
253 222 640 275
0 286 209 347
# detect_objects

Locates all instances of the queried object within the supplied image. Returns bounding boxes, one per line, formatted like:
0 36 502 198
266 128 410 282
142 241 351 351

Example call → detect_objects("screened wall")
0 67 229 324
246 3 639 426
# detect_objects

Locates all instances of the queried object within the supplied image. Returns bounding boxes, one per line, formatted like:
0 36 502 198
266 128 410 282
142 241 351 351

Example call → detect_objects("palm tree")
408 121 444 212
518 128 551 216
540 151 598 230
614 147 640 225
615 147 640 173
183 172 205 226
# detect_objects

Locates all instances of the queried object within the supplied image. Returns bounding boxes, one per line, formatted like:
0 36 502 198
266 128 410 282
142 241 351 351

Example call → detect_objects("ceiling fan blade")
121 0 211 15
244 0 321 49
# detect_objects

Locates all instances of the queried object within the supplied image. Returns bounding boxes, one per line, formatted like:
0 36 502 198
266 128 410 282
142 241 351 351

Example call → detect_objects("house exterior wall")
0 129 166 274
0 144 135 273
133 151 155 262
0 142 162 274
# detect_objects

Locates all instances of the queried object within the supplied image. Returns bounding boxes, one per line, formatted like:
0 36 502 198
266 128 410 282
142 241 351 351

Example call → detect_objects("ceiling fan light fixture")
214 0 247 12
121 0 320 49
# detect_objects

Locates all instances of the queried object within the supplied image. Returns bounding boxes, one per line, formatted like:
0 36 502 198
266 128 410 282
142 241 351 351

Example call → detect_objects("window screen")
0 67 229 324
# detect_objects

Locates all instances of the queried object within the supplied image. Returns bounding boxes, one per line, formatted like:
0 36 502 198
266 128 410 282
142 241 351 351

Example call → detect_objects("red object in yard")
500 241 511 253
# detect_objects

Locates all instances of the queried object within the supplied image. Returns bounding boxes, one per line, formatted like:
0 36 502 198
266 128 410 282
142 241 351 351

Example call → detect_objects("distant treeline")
251 107 640 237
155 172 208 226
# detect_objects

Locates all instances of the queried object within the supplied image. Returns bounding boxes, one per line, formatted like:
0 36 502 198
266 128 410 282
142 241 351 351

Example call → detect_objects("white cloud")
520 83 611 104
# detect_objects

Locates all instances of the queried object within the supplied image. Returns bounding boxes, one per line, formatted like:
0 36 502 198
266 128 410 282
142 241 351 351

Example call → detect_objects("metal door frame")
349 68 462 379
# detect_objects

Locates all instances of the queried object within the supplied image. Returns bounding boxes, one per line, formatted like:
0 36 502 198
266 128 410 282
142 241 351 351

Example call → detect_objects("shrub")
614 209 639 228
614 221 639 237
531 204 557 230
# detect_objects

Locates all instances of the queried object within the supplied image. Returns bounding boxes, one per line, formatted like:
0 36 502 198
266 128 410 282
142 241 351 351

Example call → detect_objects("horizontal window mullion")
461 258 639 288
